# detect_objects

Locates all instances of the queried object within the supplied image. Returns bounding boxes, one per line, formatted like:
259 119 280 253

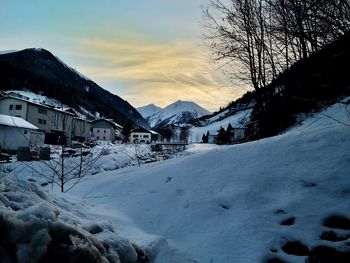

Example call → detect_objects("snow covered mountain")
137 104 162 119
138 100 211 128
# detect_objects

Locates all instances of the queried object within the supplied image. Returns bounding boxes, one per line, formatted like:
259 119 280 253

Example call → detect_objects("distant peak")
24 48 49 53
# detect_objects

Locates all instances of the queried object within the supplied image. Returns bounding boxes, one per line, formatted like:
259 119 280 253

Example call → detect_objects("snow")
140 100 211 128
189 108 252 142
0 173 149 262
0 114 38 129
3 100 350 262
5 90 65 108
137 104 162 119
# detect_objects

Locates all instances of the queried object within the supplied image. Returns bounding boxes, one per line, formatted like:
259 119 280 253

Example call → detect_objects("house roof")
92 118 121 129
149 130 160 135
0 114 38 129
0 95 76 116
131 127 151 134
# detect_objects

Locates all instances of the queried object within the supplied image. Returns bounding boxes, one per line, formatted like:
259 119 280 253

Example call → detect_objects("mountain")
0 48 148 127
138 100 211 128
137 104 162 119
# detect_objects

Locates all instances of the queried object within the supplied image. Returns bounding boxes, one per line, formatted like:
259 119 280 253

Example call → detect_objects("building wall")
0 126 44 151
72 118 91 141
130 132 151 144
0 98 28 120
0 97 89 145
92 120 116 142
27 104 73 140
92 127 115 142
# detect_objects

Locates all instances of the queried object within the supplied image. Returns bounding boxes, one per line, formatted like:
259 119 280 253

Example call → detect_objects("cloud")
65 38 247 111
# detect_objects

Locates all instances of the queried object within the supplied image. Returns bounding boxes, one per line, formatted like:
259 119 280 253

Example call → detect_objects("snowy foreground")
2 101 350 262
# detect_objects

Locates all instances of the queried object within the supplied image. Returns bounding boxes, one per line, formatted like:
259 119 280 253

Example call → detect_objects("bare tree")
203 0 350 91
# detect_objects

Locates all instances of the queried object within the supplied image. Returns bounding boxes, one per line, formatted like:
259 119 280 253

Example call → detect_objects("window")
38 119 47 125
52 121 59 130
52 112 58 121
133 134 138 138
97 136 99 140
103 137 106 140
15 105 22 110
24 130 28 135
104 130 106 133
143 135 149 138
38 108 47 115
9 105 13 110
97 130 100 133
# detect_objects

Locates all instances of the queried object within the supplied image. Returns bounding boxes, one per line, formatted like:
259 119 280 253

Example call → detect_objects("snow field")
69 101 350 262
3 100 350 262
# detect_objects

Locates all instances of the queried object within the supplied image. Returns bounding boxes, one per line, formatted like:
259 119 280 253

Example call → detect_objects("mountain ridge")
138 100 211 128
0 48 149 127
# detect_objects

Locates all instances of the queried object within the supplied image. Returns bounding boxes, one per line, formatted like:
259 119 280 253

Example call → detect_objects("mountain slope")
138 100 211 128
0 48 148 127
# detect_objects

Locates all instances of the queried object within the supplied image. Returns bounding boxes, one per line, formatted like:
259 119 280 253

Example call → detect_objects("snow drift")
0 174 149 263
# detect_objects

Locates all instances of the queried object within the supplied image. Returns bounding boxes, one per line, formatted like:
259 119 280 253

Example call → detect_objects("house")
129 127 152 144
0 95 90 144
91 119 120 142
0 114 44 152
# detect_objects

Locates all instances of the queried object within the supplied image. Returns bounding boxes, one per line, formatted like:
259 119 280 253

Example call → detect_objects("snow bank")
189 108 252 142
0 173 149 263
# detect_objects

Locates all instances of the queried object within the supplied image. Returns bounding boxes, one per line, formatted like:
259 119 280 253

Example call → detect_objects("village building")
0 114 44 152
91 119 121 142
0 95 91 144
129 127 152 144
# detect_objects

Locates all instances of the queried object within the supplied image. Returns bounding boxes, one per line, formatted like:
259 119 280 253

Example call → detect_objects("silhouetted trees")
203 0 350 90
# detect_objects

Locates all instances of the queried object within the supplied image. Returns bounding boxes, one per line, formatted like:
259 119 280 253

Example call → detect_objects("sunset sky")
0 0 246 111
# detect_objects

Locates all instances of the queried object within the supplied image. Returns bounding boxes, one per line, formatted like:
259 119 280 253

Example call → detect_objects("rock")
280 217 295 226
324 215 350 230
306 245 350 263
281 241 309 256
320 231 349 242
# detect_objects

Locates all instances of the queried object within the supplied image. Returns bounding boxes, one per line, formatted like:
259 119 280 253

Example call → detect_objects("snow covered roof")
131 127 151 134
149 130 160 135
0 114 38 129
92 118 121 129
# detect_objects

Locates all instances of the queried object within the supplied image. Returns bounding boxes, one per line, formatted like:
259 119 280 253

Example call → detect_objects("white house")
0 114 44 152
129 127 152 144
91 119 121 142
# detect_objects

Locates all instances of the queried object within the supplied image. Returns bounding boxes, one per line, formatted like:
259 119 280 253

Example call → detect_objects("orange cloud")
67 38 247 111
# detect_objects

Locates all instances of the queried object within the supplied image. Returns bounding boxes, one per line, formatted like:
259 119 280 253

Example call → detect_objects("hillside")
138 100 211 128
65 99 349 262
0 48 148 127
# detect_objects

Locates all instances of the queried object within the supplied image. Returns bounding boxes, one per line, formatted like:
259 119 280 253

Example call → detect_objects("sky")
0 0 247 112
